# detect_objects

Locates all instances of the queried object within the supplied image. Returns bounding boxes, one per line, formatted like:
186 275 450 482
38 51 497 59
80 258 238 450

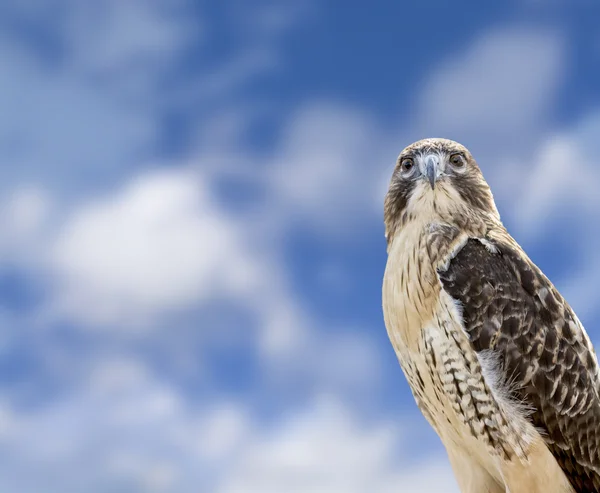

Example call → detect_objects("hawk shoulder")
437 236 600 492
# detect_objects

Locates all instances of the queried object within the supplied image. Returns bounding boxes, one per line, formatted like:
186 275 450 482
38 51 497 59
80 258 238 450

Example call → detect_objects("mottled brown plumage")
382 138 600 492
439 237 600 491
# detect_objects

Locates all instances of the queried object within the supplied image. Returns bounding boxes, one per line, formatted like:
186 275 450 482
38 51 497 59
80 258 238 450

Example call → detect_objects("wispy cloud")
418 27 564 144
215 397 458 493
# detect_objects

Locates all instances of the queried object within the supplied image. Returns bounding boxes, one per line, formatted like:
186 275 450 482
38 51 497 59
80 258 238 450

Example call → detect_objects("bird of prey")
382 138 600 493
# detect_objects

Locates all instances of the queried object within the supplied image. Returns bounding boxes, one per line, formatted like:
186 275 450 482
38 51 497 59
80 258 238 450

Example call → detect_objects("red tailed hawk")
382 138 600 493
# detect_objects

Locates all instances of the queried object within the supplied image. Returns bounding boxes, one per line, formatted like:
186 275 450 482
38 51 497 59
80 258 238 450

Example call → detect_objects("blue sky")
1 1 600 491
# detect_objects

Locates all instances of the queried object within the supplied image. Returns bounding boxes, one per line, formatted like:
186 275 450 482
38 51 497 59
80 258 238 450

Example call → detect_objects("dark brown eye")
449 153 465 167
400 158 415 173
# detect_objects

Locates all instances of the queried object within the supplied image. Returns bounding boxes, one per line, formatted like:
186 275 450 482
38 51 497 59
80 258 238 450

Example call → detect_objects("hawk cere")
382 138 600 493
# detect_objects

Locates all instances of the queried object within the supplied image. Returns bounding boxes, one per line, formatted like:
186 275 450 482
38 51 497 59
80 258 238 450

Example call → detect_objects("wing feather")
438 236 600 492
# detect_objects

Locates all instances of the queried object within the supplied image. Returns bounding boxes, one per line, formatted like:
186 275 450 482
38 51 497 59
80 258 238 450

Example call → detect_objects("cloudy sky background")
1 1 600 492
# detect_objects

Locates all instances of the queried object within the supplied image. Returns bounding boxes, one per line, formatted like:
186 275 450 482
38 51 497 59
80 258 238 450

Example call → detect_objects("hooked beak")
425 155 438 190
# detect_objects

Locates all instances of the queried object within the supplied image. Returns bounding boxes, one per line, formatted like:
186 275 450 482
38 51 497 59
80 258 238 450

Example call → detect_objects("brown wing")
438 237 600 492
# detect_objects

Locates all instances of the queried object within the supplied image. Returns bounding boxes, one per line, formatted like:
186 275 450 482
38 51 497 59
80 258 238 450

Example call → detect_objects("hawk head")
384 138 500 242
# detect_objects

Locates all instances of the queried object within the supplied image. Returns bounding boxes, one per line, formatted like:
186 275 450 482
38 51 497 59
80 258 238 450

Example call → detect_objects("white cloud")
65 0 194 75
264 102 398 237
0 1 200 194
49 168 263 327
217 397 458 493
6 158 373 403
199 404 252 464
512 136 596 235
262 327 386 399
511 112 600 238
0 361 457 493
495 111 600 320
41 161 385 401
0 44 157 190
0 358 196 493
418 27 564 141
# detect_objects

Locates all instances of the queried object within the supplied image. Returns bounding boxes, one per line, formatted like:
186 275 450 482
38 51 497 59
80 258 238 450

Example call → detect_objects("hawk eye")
449 153 465 168
400 158 415 174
